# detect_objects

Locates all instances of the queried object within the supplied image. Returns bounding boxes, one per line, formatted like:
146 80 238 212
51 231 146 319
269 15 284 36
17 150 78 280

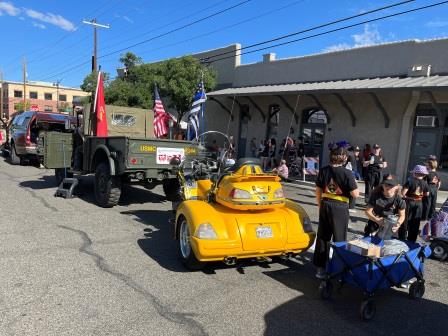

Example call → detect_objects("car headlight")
195 223 218 239
274 188 284 198
229 188 251 199
302 216 314 233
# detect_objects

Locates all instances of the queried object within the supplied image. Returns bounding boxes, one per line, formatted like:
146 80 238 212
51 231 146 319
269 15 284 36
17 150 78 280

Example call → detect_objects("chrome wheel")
179 219 191 259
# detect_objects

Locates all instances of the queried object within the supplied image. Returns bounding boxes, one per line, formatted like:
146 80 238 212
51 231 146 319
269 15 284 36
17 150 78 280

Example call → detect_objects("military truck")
39 104 198 207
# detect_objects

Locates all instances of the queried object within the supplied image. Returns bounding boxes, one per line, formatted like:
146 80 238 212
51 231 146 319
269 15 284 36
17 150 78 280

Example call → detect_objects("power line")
100 0 230 52
40 0 253 81
99 0 253 59
205 0 448 64
3 0 121 74
201 0 417 62
134 0 306 57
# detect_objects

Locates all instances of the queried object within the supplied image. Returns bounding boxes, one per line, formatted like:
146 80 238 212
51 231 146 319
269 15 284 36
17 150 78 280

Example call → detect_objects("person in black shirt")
401 165 430 242
314 145 359 278
364 177 406 236
423 156 441 221
364 144 387 202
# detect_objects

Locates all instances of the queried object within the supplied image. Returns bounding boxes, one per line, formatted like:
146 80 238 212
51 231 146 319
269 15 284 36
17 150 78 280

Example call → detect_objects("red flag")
95 71 108 137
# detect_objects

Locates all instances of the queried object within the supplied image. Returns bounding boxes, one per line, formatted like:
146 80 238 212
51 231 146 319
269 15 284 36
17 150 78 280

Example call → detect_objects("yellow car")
173 157 316 270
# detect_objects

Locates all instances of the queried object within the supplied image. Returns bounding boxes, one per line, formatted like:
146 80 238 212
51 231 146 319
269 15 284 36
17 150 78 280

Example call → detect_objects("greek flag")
187 81 206 140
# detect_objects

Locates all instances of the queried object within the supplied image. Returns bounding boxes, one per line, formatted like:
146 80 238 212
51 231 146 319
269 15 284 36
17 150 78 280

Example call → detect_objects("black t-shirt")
367 190 406 218
367 153 386 172
426 171 440 186
316 165 358 199
403 177 429 201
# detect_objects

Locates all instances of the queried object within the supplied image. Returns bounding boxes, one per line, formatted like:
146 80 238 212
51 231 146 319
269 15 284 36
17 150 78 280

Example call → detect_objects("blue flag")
187 81 206 140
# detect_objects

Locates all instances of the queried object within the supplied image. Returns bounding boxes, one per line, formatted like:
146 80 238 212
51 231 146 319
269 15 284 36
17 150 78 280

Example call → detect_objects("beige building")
0 80 90 120
192 39 448 184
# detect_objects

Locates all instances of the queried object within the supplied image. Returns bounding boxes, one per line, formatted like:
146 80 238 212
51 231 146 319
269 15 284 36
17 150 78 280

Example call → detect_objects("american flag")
153 84 171 138
187 81 207 140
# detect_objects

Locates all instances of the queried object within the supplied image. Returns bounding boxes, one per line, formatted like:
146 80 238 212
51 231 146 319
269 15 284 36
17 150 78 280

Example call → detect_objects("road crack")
58 225 207 336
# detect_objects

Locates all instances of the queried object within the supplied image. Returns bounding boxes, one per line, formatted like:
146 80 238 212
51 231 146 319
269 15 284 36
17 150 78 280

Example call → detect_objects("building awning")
208 75 448 96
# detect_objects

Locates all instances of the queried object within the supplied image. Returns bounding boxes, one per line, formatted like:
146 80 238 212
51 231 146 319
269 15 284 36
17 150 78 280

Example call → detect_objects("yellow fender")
175 200 233 240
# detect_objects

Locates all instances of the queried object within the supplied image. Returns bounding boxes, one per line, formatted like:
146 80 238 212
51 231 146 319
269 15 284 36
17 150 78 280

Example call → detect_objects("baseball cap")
373 144 380 149
428 155 437 161
383 178 398 187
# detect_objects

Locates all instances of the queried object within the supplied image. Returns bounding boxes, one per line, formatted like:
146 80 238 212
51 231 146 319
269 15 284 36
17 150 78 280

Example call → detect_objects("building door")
302 124 325 159
237 105 250 158
301 108 328 161
408 129 439 169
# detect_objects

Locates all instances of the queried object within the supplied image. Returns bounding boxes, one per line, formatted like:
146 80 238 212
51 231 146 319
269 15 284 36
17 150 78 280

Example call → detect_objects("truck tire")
55 168 74 186
9 144 21 165
163 178 182 202
94 162 122 208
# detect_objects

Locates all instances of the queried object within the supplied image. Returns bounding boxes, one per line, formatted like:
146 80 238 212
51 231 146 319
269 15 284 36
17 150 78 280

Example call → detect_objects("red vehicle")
6 111 73 165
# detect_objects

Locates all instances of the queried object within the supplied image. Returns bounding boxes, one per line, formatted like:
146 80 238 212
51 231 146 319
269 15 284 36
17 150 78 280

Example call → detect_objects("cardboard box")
346 239 381 258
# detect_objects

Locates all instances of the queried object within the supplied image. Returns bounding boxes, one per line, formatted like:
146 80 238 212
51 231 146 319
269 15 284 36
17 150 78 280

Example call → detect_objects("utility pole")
0 68 4 125
82 19 110 72
23 58 27 110
54 79 62 112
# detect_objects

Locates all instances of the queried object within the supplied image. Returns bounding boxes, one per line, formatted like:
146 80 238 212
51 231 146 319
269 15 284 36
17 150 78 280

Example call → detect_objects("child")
364 177 406 237
313 145 359 278
401 165 430 242
273 159 289 181
423 155 441 221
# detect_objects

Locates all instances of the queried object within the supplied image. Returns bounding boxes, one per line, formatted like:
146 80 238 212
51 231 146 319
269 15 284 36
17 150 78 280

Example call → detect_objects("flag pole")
200 70 205 145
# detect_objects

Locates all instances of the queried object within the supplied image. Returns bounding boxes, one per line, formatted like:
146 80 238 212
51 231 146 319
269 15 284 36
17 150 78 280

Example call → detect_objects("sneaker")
349 209 357 214
315 267 326 279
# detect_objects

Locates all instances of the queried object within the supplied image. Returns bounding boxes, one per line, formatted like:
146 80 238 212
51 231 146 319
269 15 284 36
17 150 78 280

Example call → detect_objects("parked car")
7 111 73 165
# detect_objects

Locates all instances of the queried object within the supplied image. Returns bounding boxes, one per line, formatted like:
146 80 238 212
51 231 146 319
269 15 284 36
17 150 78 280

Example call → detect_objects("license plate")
256 226 273 239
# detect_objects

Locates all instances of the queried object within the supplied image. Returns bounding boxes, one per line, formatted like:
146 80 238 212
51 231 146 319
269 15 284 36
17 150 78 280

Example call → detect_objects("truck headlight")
195 223 218 239
229 188 251 199
274 188 284 198
302 217 314 233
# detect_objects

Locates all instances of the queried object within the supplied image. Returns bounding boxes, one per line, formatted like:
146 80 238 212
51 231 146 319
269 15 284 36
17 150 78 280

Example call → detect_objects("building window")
14 90 23 98
44 105 53 112
30 91 38 99
44 93 52 100
59 94 67 102
111 114 136 127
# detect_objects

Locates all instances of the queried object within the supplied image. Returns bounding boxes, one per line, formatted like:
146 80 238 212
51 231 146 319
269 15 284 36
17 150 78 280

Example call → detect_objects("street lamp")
53 79 63 112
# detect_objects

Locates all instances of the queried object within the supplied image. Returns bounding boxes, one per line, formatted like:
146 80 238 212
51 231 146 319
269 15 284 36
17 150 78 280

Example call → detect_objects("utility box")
40 131 73 168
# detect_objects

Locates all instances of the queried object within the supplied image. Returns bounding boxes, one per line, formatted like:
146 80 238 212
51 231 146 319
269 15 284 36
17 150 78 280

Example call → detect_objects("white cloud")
24 8 76 31
0 1 20 16
353 24 382 46
426 20 448 28
123 15 133 23
32 22 46 29
324 43 351 52
324 24 383 52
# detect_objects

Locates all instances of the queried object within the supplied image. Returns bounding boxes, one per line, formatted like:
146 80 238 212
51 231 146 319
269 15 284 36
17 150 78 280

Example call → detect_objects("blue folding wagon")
318 237 431 321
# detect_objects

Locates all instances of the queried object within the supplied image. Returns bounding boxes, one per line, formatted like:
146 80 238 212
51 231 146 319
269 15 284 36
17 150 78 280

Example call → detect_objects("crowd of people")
313 141 441 279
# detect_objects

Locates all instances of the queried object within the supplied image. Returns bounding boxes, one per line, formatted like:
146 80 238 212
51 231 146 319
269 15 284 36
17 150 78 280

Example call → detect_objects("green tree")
156 56 217 124
119 52 143 70
80 71 110 96
83 54 217 123
14 101 31 113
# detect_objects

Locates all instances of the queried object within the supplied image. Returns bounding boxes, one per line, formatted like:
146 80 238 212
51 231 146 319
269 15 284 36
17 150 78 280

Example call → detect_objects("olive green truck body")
39 105 199 207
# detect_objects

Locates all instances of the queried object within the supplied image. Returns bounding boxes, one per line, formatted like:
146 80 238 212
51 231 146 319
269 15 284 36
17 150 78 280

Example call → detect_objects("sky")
1 0 448 88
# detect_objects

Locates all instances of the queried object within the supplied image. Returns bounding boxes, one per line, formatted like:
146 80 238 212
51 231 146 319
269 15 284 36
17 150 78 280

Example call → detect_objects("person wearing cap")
423 155 441 221
364 144 387 202
401 165 430 242
364 177 406 237
314 145 359 279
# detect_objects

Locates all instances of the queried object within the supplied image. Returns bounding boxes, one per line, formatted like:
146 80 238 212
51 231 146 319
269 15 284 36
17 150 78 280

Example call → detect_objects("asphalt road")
0 157 447 336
